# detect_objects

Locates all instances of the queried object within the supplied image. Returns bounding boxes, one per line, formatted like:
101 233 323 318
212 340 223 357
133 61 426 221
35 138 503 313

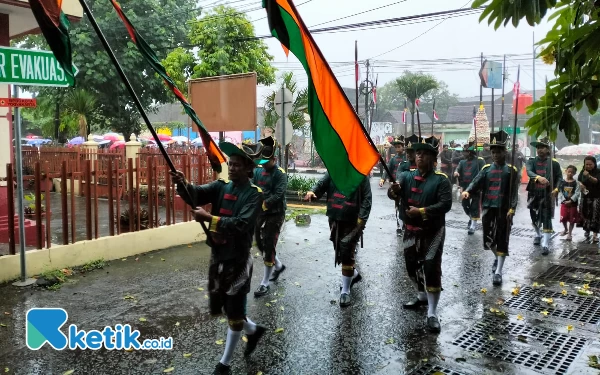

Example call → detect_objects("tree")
394 71 439 132
376 79 458 124
17 0 200 139
65 89 97 138
473 0 597 144
262 72 308 170
22 93 79 140
163 5 276 88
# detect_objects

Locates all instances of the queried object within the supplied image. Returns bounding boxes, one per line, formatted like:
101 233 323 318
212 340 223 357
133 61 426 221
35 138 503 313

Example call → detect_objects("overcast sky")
231 0 555 103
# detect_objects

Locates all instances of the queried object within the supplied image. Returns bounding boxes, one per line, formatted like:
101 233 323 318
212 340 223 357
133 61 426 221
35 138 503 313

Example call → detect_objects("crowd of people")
167 131 600 375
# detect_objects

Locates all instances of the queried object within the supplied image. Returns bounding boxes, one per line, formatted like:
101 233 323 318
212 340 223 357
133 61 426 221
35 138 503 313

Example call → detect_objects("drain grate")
408 363 469 375
560 249 600 267
452 316 588 374
536 265 600 289
503 286 600 324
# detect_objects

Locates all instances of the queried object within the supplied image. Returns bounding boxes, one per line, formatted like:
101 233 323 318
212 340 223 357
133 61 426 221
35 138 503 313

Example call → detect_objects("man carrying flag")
388 136 452 333
171 142 267 375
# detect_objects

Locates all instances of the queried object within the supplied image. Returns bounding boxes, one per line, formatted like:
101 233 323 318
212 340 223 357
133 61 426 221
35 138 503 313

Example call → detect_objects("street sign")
479 60 503 89
274 88 293 117
0 98 37 108
275 117 293 145
0 46 78 87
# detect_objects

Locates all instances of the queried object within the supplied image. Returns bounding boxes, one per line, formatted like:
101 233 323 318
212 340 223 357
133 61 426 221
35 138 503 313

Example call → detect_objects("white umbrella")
172 136 189 143
191 137 203 146
556 144 600 156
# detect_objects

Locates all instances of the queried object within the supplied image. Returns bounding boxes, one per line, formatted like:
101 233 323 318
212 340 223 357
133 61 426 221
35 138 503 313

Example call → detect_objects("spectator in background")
558 165 581 242
579 156 600 243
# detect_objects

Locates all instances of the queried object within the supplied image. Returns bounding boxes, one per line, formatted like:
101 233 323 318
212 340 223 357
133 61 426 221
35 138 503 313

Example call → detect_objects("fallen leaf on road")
242 336 248 343
488 335 495 341
121 258 127 261
160 258 166 261
567 325 573 332
559 282 566 287
511 287 520 296
187 244 192 248
265 303 271 307
540 311 549 316
255 252 261 257
517 335 528 343
163 368 174 373
562 289 568 296
3 312 10 315
197 287 204 291
215 339 224 345
588 355 600 369
489 308 499 313
62 371 74 375
583 284 590 290
532 282 545 288
516 314 524 320
124 295 135 300
496 298 505 305
0 324 6 327
432 373 445 375
175 322 180 327
481 288 487 294
183 353 192 358
139 318 147 322
124 347 134 352
421 358 428 362
219 318 226 323
256 372 263 375
274 328 284 333
270 299 277 303
542 297 554 304
143 359 158 365
453 283 459 287
366 302 375 306
4 368 8 373
280 306 285 311
294 282 300 287
204 294 209 299
385 338 395 344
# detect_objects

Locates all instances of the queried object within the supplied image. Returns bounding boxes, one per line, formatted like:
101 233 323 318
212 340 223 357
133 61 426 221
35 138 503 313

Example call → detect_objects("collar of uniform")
232 179 251 188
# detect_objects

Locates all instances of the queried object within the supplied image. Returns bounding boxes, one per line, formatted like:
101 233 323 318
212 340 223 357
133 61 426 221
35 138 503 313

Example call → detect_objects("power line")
309 0 409 27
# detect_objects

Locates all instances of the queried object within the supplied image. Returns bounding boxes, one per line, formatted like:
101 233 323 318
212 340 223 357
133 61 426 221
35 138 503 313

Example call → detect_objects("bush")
287 174 318 195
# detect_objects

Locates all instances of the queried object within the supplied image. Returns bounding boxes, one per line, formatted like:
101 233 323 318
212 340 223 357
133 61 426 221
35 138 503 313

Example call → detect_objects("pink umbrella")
156 134 171 141
109 140 126 150
104 134 123 141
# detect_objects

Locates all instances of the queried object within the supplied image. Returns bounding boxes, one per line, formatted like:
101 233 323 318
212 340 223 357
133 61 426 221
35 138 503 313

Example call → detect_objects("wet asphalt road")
0 178 599 375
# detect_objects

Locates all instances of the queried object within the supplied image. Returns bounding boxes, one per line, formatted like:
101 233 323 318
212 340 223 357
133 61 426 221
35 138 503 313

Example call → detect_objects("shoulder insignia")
217 178 227 183
507 164 518 172
410 168 416 172
277 167 286 174
478 157 485 160
553 158 559 162
434 171 448 178
482 164 491 169
250 183 263 193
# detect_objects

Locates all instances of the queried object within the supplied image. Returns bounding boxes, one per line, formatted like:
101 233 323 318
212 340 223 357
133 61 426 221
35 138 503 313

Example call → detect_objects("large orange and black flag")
28 0 76 86
109 0 226 172
263 0 380 196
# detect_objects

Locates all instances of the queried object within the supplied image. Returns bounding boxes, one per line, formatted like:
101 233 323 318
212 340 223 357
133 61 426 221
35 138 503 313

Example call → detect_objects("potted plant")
23 192 46 218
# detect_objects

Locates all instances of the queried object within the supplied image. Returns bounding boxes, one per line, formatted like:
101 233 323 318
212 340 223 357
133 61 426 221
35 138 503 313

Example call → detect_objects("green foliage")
161 47 197 92
81 259 106 272
473 0 597 144
16 0 200 139
183 5 276 85
263 72 309 131
285 207 325 222
287 174 317 194
65 89 98 138
394 71 439 126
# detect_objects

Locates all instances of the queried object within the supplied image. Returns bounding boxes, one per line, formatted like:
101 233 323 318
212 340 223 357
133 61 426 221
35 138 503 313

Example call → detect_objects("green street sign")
0 46 78 87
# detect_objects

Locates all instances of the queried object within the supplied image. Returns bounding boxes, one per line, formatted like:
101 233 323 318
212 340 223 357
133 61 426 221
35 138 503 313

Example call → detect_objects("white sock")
220 328 242 366
542 232 550 247
495 256 505 274
261 265 274 286
243 317 257 335
417 291 427 301
426 292 441 318
470 220 477 231
274 255 283 271
353 268 359 278
341 275 352 294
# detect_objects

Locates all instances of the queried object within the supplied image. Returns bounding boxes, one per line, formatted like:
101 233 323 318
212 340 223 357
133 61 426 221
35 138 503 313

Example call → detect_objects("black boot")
244 325 266 356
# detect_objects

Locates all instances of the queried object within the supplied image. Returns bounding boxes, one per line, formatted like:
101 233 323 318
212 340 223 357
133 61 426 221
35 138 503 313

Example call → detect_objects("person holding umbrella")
578 156 600 243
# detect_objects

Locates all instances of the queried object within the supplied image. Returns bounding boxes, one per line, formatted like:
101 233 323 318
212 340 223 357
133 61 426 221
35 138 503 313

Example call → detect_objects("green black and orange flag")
109 0 226 172
28 0 76 86
263 0 380 196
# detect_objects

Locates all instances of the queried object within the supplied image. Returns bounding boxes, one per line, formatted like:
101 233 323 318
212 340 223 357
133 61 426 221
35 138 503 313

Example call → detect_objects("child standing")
558 165 581 241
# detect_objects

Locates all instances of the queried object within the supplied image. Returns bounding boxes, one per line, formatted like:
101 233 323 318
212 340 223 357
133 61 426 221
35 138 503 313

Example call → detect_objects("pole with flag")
500 54 506 132
416 99 422 139
73 0 214 237
473 105 478 157
403 98 408 137
507 66 521 241
263 0 394 193
355 40 359 114
431 99 437 135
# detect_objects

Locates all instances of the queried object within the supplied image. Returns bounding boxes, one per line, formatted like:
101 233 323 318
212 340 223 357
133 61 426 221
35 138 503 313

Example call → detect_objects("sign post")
0 46 78 87
274 87 293 171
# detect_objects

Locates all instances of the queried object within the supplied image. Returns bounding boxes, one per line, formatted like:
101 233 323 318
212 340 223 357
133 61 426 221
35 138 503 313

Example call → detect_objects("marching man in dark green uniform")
462 131 519 286
379 135 405 187
398 134 420 175
170 142 267 375
304 174 372 307
526 137 562 255
388 136 452 333
454 143 485 234
253 137 288 297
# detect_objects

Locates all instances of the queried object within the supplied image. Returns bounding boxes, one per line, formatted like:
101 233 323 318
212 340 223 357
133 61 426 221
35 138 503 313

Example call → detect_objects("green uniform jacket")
311 173 372 223
252 164 287 215
383 154 405 182
177 179 263 262
526 157 562 193
394 169 452 232
465 163 519 211
397 160 416 177
456 157 485 189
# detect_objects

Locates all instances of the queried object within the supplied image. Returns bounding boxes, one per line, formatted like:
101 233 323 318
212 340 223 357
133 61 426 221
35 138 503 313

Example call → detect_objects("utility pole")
365 59 370 130
533 32 536 104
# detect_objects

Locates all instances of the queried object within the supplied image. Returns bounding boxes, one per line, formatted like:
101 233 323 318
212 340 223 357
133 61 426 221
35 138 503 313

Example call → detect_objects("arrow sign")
0 46 78 87
479 60 503 89
0 98 37 108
